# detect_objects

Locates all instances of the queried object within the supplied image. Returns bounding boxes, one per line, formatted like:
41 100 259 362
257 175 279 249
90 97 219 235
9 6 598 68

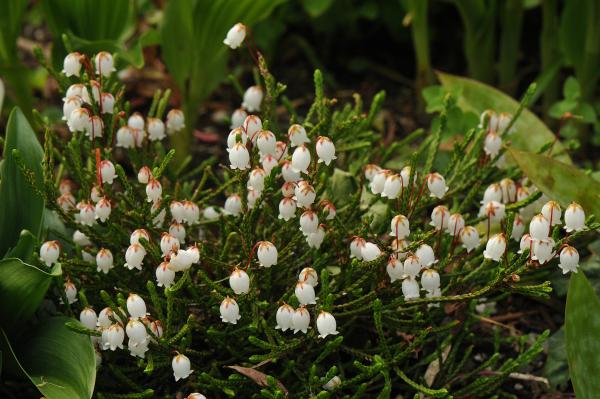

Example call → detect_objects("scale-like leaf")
437 71 570 163
565 272 600 398
0 107 45 257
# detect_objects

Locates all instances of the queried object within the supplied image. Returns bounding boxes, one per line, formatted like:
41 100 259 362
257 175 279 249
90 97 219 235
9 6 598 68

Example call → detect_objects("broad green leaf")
436 72 571 163
543 326 569 390
301 0 335 17
5 230 37 264
63 33 144 69
507 148 600 217
0 107 45 257
328 168 358 207
1 316 95 399
0 258 61 332
366 201 390 234
565 271 600 399
563 76 580 101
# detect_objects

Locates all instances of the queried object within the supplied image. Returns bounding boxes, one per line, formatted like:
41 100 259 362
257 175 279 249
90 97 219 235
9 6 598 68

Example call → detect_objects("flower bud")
146 178 162 203
558 245 579 274
427 173 448 199
511 215 525 241
156 262 175 288
64 281 77 304
152 200 166 227
106 323 125 351
100 93 115 114
292 307 310 334
361 242 381 262
228 142 250 170
541 200 562 226
288 124 310 147
564 202 585 232
243 115 262 143
299 210 319 235
229 268 250 294
291 145 311 174
95 197 112 222
57 192 76 211
295 281 317 305
100 160 116 184
127 293 147 319
166 109 185 134
386 257 403 282
483 233 506 262
430 205 449 230
95 52 115 77
160 233 180 257
529 214 550 240
73 230 92 246
96 248 114 274
403 255 422 278
321 201 336 220
247 188 260 209
257 241 278 267
390 239 409 259
484 132 502 157
62 96 82 121
316 136 336 165
390 215 409 238
85 115 104 139
231 108 247 128
323 376 342 391
203 206 220 221
227 127 248 149
40 241 60 266
187 393 207 399
125 243 146 270
460 226 480 253
402 277 420 300
220 296 241 324
532 238 555 264
282 161 301 182
147 117 166 141
224 194 243 216
62 52 82 77
257 130 277 157
261 154 278 174
500 178 516 203
278 197 297 221
172 353 193 381
518 233 533 254
316 311 339 338
364 164 381 182
80 307 98 330
223 23 246 49
482 183 502 204
446 213 465 236
275 303 294 331
242 85 263 112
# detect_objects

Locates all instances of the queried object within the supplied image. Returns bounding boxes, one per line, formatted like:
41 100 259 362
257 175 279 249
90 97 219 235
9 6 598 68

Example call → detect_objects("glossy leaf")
565 271 600 398
436 71 570 163
507 147 600 217
5 230 37 264
0 107 45 257
0 258 61 332
1 316 96 399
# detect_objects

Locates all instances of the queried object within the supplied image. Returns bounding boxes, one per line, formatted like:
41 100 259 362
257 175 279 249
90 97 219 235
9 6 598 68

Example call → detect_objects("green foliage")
161 0 286 159
0 107 45 257
565 271 600 398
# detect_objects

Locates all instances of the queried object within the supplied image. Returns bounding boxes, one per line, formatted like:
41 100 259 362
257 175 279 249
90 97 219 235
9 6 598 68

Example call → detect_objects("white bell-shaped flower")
147 117 166 141
316 136 336 165
126 319 148 346
248 168 266 192
247 188 260 209
172 353 193 381
146 178 162 203
299 210 319 235
278 197 297 221
98 307 115 328
288 124 310 147
391 238 409 260
484 132 502 157
223 23 246 49
224 194 242 216
230 108 247 128
291 145 311 174
482 183 502 204
361 242 381 262
323 376 342 391
281 181 296 197
446 213 465 236
370 169 390 195
275 303 294 331
95 52 116 77
430 205 449 231
57 192 76 211
558 245 579 274
40 241 60 266
261 154 278 174
156 262 175 288
228 142 250 170
460 227 480 253
282 161 301 182
220 296 241 324
306 225 326 249
129 339 149 358
130 229 150 245
390 214 410 238
541 200 562 226
427 173 448 199
242 86 263 112
90 80 101 102
182 201 200 225
532 238 555 264
364 164 381 182
500 178 517 203
257 130 277 156
295 281 317 305
229 268 250 295
243 115 262 143
127 294 147 319
169 221 186 244
403 255 422 278
67 108 90 132
483 234 506 262
564 202 586 232
203 206 220 221
64 83 90 103
294 181 316 208
79 202 96 226
350 237 366 259
421 269 440 292
105 323 125 351
322 201 336 220
316 311 339 338
62 52 82 77
382 174 403 199
96 248 114 274
299 267 318 287
292 307 310 334
95 197 112 222
79 307 98 330
85 115 104 140
386 257 404 282
257 241 278 267
116 126 135 148
518 233 533 254
276 140 288 160
125 243 146 270
529 214 550 240
100 93 114 114
402 277 420 300
511 216 525 241
91 186 102 203
479 200 506 223
166 109 185 134
160 233 180 257
62 96 82 121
